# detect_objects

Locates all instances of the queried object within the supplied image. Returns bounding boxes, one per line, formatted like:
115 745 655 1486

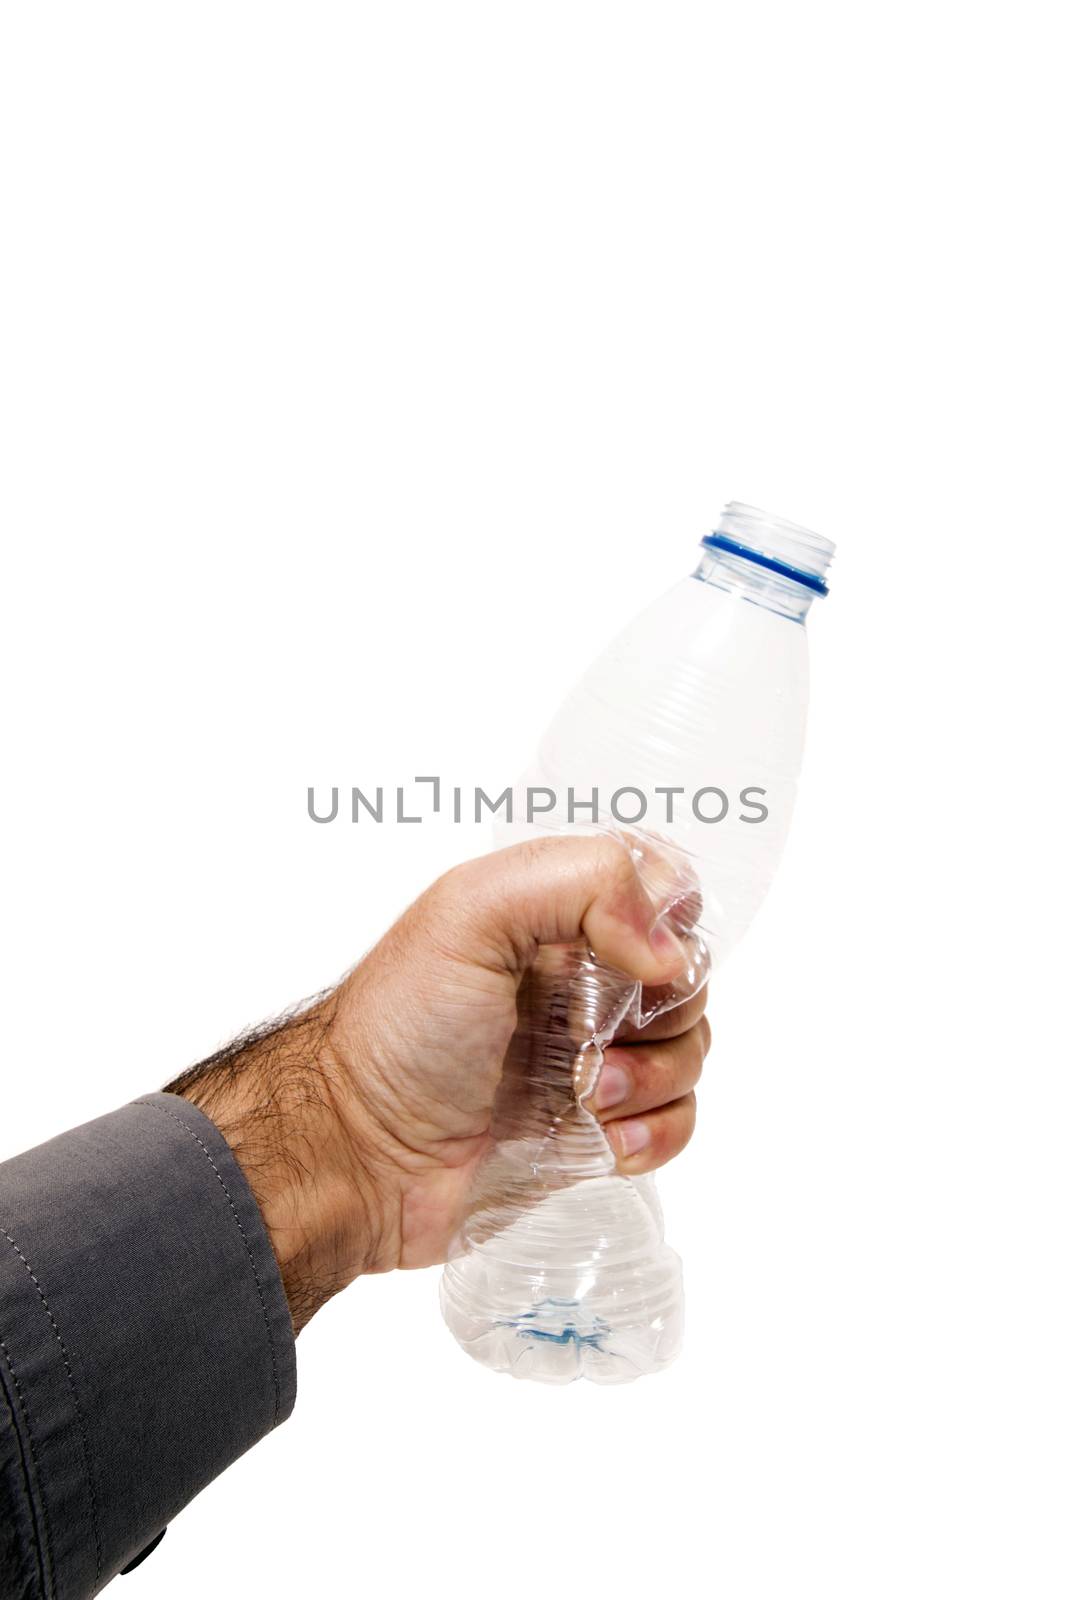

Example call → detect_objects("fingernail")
649 921 686 968
614 1118 652 1159
595 1060 630 1112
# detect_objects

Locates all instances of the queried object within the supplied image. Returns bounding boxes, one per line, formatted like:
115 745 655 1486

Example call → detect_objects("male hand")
172 836 709 1330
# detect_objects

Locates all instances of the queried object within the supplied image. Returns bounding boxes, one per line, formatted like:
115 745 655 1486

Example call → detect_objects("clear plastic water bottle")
441 504 835 1382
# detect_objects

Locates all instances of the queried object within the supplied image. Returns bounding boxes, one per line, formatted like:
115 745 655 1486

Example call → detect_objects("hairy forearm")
166 994 382 1333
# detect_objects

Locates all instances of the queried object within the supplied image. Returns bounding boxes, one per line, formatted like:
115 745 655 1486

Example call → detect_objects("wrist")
167 998 386 1333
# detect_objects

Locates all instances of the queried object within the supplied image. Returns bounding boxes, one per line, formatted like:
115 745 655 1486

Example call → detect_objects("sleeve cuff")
0 1091 297 1595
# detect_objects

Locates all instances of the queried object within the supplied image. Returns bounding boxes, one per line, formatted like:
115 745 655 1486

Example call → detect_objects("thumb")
433 835 690 986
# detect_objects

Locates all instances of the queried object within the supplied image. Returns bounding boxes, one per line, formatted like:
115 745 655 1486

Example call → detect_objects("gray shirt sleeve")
0 1092 298 1598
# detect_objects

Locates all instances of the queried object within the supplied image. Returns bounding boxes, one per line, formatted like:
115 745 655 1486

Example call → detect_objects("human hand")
171 836 709 1330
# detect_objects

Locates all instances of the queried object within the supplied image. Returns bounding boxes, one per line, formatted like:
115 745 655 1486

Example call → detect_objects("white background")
1 3 1065 1596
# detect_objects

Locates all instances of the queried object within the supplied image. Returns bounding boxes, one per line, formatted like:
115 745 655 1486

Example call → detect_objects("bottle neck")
692 503 835 622
692 547 818 621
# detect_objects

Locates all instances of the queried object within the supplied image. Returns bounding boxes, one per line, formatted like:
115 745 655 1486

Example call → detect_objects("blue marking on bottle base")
498 1299 611 1350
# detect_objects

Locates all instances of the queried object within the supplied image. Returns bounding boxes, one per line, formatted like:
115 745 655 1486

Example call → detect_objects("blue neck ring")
701 532 829 596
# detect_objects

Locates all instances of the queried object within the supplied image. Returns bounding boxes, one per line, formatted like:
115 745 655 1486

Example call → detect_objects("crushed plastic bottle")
441 504 836 1382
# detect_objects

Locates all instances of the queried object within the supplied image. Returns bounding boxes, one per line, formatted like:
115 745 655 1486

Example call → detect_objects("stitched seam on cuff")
0 1330 57 1600
132 1100 283 1427
1 1229 103 1591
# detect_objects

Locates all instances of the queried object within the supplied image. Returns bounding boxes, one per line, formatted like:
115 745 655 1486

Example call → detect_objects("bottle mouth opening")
702 502 835 595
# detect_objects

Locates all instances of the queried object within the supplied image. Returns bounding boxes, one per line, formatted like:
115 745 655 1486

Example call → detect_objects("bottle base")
440 1178 685 1385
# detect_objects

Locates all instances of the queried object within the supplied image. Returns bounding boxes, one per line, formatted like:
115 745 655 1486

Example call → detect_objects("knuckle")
677 1019 709 1085
594 834 638 893
512 835 563 873
676 1091 698 1146
430 860 473 903
421 860 494 949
